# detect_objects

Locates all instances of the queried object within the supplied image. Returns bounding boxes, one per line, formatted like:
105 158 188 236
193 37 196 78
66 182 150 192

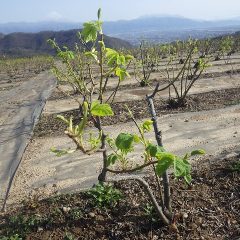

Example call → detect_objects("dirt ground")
1 54 240 239
0 155 239 240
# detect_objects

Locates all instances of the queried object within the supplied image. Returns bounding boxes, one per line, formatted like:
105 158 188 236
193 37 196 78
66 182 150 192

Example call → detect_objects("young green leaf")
50 147 75 157
142 120 153 132
184 174 192 184
133 134 141 143
117 55 126 65
115 133 134 151
85 51 98 62
107 153 118 167
81 22 101 43
91 101 114 117
56 115 69 125
106 48 119 66
156 152 175 176
106 48 118 58
115 67 129 81
57 50 74 60
190 149 205 156
125 54 134 62
174 158 191 184
98 40 105 50
146 143 165 157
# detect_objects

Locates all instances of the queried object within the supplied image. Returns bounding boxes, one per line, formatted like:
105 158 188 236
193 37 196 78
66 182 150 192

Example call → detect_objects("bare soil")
1 56 240 240
48 68 240 101
35 87 240 137
0 155 239 240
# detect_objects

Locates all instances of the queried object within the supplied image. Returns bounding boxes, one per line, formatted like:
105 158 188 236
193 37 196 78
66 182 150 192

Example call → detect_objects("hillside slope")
0 29 132 56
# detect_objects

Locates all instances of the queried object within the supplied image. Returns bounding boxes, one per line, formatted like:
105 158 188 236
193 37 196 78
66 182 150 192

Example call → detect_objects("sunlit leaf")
81 21 101 43
115 67 129 81
91 101 114 117
156 152 174 176
142 120 153 132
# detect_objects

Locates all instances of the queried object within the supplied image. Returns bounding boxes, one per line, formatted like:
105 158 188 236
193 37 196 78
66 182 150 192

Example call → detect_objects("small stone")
183 213 188 219
202 223 208 228
226 152 238 159
190 223 198 229
132 200 140 207
88 212 95 218
184 119 189 122
196 217 203 226
234 131 238 134
62 207 71 213
38 227 44 232
169 124 172 127
52 183 57 188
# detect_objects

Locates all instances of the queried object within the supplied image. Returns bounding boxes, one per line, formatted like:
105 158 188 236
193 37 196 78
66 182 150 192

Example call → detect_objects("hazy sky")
1 0 240 23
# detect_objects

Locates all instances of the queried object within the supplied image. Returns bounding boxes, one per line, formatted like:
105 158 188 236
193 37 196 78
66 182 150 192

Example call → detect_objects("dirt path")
0 71 56 209
7 104 240 207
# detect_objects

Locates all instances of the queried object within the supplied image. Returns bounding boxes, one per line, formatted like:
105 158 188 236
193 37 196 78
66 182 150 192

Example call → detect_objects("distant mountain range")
1 16 240 45
0 29 132 56
0 16 240 34
1 16 240 56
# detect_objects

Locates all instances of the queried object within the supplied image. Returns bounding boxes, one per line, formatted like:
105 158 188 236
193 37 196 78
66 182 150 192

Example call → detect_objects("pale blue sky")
1 0 240 23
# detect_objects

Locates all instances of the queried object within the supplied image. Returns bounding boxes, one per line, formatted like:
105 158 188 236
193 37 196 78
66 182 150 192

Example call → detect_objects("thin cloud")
46 11 64 21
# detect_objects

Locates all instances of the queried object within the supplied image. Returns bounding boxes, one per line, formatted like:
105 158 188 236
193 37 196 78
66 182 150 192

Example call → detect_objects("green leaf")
56 115 69 125
115 67 129 81
85 51 98 62
106 48 118 58
81 21 101 43
57 50 75 60
107 154 118 167
190 149 205 156
133 134 141 143
156 152 174 176
115 133 134 151
174 158 191 182
98 40 105 50
183 152 190 160
156 152 175 161
146 144 165 157
106 48 119 66
184 174 192 184
125 54 134 62
91 101 114 117
146 144 158 157
117 55 126 65
142 120 153 132
50 147 75 157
